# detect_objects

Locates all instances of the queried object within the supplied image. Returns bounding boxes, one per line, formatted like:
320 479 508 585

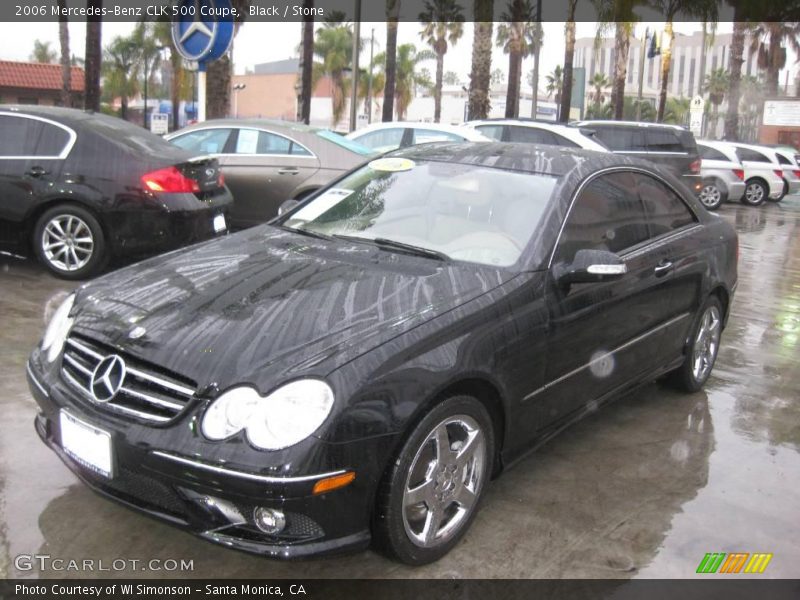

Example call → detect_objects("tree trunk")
559 14 576 123
724 18 745 141
434 48 444 123
171 53 182 131
206 55 232 119
656 20 674 123
299 1 314 125
382 1 399 122
57 0 70 107
611 22 630 121
467 9 493 120
530 45 540 117
121 97 128 120
505 44 521 118
83 1 102 112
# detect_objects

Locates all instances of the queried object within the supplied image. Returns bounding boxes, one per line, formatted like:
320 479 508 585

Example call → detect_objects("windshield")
280 157 558 268
316 130 376 156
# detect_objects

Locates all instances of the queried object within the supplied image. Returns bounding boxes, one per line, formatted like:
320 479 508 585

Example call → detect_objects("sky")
0 20 770 94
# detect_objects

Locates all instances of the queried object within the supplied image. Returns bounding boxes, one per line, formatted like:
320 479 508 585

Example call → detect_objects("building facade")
0 60 84 107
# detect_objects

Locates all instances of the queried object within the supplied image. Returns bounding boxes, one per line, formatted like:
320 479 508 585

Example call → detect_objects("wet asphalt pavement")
1 197 799 580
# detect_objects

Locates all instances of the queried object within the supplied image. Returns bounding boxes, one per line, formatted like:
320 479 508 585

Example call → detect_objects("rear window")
698 145 730 162
474 124 504 141
776 153 792 165
316 130 375 156
86 114 183 156
646 129 688 153
736 148 772 163
592 127 646 151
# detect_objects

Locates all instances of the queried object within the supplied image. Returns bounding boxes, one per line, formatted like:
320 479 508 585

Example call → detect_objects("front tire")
33 204 107 280
668 297 723 393
698 181 725 210
741 179 767 206
373 395 494 565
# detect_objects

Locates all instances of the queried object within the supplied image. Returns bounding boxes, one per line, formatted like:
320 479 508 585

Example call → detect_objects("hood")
71 226 514 392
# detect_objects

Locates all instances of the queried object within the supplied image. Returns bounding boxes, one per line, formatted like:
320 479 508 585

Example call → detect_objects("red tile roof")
0 60 85 92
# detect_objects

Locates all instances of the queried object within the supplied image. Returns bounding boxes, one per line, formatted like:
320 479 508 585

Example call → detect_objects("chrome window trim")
547 166 700 270
152 450 347 483
168 125 317 159
522 311 691 402
0 111 77 160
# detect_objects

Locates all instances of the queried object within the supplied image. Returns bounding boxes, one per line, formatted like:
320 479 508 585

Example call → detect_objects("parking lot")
1 197 799 579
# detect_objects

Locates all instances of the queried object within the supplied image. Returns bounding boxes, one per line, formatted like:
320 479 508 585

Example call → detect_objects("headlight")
41 293 75 363
201 380 335 450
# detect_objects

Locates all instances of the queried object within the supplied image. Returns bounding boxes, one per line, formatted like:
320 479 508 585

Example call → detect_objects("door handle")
654 260 674 277
277 168 300 175
26 166 48 177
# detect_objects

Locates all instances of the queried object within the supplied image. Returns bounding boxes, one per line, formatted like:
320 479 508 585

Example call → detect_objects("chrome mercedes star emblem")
179 1 215 45
89 355 126 403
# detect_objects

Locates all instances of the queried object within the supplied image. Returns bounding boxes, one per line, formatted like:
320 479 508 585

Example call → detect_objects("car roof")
347 121 489 141
389 141 651 178
1 104 103 126
467 119 574 133
575 119 689 131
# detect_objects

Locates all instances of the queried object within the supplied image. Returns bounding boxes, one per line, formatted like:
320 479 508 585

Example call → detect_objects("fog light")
253 507 286 534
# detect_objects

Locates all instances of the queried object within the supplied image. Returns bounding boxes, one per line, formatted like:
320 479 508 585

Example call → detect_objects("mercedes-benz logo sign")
89 355 126 403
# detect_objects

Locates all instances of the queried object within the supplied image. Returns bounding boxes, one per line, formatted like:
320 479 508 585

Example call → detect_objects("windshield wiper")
370 237 449 261
275 224 333 241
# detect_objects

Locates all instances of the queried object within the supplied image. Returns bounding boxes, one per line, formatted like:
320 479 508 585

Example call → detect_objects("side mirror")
556 249 627 285
278 199 300 216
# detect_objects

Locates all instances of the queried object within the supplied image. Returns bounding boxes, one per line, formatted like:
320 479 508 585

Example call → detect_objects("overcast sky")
0 20 765 92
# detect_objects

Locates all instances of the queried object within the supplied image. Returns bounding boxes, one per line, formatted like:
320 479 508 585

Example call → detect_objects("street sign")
690 95 704 136
150 113 169 135
763 100 800 127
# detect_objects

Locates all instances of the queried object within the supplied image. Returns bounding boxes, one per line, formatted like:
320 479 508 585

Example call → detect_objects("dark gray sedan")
166 120 375 229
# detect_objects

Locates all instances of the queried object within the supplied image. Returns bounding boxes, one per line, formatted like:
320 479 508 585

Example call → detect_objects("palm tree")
383 0 400 122
57 0 71 106
102 35 139 120
588 72 610 106
298 0 315 124
418 0 465 123
546 65 564 106
153 20 193 131
30 40 57 64
467 0 494 120
559 0 579 123
703 68 729 138
313 21 355 127
724 10 746 141
358 65 385 120
132 22 164 128
663 96 691 125
84 1 102 112
491 68 505 87
206 0 249 119
747 21 800 99
496 0 537 118
443 71 461 85
377 44 434 120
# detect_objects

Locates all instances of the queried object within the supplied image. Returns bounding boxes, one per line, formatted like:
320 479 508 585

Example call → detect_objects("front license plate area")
60 411 113 479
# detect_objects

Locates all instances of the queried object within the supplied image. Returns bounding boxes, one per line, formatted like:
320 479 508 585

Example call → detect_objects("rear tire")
698 181 725 210
668 296 723 393
372 395 494 565
33 204 107 280
741 179 767 206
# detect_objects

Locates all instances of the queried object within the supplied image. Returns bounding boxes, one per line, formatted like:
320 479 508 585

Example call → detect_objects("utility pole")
367 28 375 123
636 28 647 121
349 0 361 132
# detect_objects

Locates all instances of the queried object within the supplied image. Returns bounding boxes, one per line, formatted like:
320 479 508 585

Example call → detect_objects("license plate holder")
213 213 227 233
60 410 113 479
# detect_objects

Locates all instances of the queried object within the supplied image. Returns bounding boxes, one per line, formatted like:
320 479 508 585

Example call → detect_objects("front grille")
61 335 196 424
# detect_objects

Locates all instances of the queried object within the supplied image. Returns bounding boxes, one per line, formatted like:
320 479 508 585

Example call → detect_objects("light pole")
367 28 375 124
349 0 361 132
233 82 246 118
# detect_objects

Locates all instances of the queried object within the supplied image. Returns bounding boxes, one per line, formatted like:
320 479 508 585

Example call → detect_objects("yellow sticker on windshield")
368 157 415 172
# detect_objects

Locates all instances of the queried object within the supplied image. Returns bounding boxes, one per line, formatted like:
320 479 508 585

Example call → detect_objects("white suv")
463 119 608 152
717 142 785 206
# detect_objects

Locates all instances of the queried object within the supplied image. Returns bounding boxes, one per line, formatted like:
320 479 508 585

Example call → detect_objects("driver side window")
556 172 650 264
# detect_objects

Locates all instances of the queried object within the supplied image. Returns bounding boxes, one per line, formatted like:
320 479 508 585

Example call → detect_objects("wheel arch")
25 197 109 254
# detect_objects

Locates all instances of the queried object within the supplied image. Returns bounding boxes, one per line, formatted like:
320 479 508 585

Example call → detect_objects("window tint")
171 128 232 154
552 133 580 148
353 128 405 151
556 172 650 263
474 124 503 141
776 153 792 165
646 129 686 153
636 174 696 237
235 129 293 154
35 122 71 156
592 127 646 151
0 115 42 156
736 147 771 163
698 145 729 162
507 126 556 145
413 129 463 144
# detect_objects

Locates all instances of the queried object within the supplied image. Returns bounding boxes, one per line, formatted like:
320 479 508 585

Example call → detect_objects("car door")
218 127 320 228
0 113 68 249
539 171 677 426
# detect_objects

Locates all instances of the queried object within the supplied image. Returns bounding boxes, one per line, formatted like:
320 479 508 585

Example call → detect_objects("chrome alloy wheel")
41 214 95 272
699 184 722 208
692 305 721 382
744 182 765 204
402 415 486 548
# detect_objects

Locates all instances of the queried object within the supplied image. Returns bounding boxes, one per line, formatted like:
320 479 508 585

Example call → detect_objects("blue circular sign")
171 0 235 65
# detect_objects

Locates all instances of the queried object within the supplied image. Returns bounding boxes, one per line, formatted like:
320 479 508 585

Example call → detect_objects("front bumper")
27 359 392 559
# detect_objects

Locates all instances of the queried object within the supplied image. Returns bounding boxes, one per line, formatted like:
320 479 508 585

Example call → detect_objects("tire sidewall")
680 296 723 392
699 181 724 210
375 395 495 565
742 180 767 206
33 204 106 280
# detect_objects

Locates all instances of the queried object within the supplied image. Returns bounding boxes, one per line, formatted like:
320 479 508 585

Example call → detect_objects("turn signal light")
312 471 355 495
733 169 744 180
141 166 201 193
689 159 701 173
773 169 783 178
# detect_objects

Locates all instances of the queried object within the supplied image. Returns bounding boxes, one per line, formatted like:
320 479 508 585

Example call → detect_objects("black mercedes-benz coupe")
0 106 232 279
27 143 737 565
